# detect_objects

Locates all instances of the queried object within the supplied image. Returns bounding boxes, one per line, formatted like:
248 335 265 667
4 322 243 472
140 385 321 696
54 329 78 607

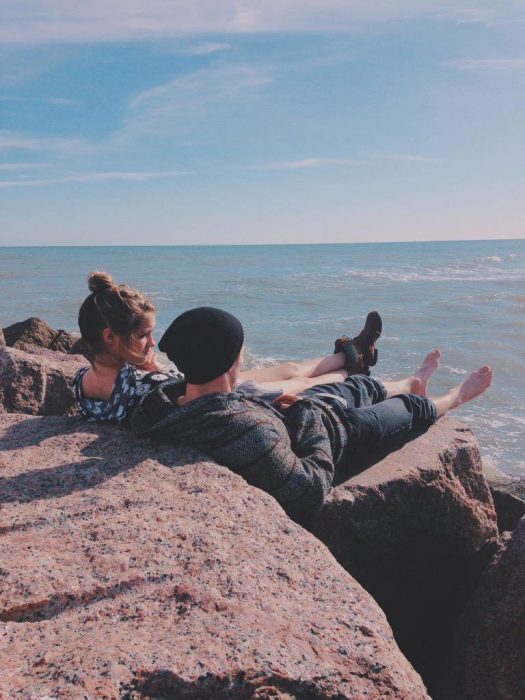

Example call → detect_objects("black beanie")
158 307 244 384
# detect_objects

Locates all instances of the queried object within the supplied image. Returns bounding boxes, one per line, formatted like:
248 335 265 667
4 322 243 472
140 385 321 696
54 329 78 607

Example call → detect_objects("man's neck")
179 374 235 406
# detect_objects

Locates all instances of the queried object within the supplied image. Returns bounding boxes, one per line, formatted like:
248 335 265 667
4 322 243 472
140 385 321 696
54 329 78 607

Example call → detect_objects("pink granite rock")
440 516 525 700
3 316 88 355
490 485 525 533
307 417 498 688
0 413 430 699
0 345 86 416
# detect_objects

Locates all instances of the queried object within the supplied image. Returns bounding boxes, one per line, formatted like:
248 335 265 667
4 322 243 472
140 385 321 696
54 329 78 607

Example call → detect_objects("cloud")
0 170 192 188
444 58 525 72
1 1 523 44
44 97 81 106
0 62 271 159
373 152 445 163
259 157 364 170
0 96 81 105
115 63 271 144
0 130 95 154
259 153 443 169
181 42 231 56
0 162 50 170
439 7 525 26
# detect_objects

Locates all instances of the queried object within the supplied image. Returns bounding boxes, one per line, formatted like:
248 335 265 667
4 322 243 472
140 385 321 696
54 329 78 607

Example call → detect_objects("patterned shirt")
74 364 183 424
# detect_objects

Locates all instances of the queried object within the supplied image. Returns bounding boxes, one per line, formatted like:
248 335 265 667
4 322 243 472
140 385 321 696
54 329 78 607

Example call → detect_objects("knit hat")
158 307 244 384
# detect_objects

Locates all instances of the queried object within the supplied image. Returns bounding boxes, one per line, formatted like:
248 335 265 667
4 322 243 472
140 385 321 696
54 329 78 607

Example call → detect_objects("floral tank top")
74 364 183 424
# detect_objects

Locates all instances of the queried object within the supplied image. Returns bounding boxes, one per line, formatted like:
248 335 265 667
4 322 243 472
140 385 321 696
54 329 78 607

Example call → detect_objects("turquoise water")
1 240 524 479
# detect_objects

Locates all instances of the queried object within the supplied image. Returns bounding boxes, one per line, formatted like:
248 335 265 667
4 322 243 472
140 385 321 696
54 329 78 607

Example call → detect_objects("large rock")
490 485 525 533
307 417 498 688
3 316 88 356
441 517 525 699
0 345 85 416
0 325 5 346
0 413 429 699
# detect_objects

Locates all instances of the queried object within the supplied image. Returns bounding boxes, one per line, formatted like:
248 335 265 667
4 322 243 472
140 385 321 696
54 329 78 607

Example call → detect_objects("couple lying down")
75 271 492 520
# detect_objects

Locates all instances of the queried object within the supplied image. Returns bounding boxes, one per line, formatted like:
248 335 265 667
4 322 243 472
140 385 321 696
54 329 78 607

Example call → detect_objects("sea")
1 239 524 483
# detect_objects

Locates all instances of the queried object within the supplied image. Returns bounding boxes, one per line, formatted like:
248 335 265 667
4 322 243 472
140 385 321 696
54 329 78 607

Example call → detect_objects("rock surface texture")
3 316 89 356
307 417 498 687
490 485 525 533
441 516 525 700
0 325 4 346
0 413 430 700
0 345 85 416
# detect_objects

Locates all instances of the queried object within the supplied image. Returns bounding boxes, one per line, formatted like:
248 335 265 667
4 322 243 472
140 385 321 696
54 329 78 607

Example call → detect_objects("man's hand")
272 393 301 410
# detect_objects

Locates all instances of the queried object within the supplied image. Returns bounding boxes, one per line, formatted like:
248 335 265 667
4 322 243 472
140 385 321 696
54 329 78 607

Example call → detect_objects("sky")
0 1 524 245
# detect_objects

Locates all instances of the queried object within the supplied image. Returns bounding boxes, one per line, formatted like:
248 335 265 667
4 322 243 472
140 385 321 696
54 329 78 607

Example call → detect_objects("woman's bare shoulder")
81 366 121 401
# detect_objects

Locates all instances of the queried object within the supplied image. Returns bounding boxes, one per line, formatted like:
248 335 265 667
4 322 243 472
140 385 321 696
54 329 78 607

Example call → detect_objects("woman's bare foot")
432 366 493 417
413 349 441 395
383 350 441 398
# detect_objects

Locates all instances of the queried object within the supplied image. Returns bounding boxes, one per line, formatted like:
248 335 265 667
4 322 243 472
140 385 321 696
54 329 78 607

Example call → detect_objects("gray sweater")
130 379 348 520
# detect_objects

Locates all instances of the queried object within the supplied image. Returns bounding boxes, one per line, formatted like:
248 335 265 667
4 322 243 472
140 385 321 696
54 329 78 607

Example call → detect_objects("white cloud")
260 157 364 170
116 64 271 143
374 152 445 163
44 97 81 106
0 130 94 154
181 42 231 56
444 58 525 71
0 170 192 188
260 154 444 169
0 162 50 170
0 1 523 44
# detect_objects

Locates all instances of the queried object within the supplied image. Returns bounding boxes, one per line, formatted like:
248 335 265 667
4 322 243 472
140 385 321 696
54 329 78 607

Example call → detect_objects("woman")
75 271 383 424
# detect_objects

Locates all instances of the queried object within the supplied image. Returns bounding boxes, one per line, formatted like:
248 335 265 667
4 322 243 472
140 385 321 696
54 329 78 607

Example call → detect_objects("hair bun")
88 271 115 294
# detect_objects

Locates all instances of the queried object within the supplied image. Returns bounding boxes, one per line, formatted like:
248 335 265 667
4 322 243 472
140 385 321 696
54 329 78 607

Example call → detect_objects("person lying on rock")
130 307 493 521
74 270 382 423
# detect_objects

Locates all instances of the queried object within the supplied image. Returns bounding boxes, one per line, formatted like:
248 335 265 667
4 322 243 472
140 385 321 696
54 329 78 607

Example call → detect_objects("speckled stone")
0 345 85 416
0 413 429 700
440 516 525 700
307 417 498 687
3 317 85 355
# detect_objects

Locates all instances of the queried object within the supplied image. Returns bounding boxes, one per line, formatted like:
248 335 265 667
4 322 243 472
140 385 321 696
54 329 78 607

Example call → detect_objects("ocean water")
1 240 524 481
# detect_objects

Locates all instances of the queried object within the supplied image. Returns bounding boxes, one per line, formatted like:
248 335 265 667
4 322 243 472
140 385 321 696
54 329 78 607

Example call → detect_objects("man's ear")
101 327 114 346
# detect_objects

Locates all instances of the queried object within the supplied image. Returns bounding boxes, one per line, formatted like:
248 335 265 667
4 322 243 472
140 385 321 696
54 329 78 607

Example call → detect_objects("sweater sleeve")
211 408 336 520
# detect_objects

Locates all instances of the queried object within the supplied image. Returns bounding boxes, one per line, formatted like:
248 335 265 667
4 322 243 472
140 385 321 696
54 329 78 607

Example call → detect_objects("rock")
0 345 85 416
490 486 525 533
0 413 430 699
307 417 498 689
0 325 5 346
3 316 88 355
441 517 525 700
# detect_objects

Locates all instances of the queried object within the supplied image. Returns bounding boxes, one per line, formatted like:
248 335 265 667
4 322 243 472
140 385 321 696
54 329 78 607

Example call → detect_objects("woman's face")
116 311 157 364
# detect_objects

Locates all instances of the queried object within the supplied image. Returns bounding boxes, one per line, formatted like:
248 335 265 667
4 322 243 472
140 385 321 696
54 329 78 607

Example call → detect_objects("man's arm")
211 407 336 521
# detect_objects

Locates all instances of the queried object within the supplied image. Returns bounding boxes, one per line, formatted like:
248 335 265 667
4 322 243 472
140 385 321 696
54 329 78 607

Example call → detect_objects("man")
130 307 492 521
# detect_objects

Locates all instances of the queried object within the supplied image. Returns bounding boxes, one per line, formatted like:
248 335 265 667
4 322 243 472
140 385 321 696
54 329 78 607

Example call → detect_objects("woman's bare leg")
250 369 349 395
382 350 441 398
240 352 347 383
432 366 493 417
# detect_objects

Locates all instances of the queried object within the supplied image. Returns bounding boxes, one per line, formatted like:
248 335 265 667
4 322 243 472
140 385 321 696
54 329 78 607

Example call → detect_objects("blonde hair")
78 271 155 360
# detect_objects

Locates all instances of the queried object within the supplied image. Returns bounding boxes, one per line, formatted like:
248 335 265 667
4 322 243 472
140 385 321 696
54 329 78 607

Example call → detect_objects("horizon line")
0 236 523 249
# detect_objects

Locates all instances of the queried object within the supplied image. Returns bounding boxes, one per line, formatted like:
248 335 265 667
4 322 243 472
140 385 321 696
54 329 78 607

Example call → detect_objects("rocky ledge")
0 318 523 699
0 413 430 699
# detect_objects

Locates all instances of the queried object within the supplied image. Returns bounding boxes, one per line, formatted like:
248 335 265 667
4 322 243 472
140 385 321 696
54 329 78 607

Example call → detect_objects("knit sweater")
130 379 348 520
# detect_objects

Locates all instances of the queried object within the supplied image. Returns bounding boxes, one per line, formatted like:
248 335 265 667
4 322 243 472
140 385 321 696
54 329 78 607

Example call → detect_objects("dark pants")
303 375 437 485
